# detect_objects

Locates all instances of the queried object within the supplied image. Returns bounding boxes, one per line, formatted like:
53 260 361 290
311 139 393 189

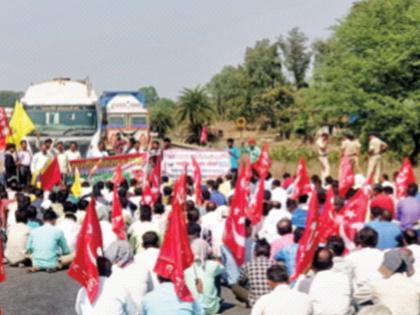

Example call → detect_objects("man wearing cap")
367 133 388 183
242 138 261 163
370 248 420 315
316 133 330 180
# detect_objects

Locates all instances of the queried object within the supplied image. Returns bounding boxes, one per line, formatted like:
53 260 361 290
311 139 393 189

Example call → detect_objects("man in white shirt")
31 143 52 175
66 142 82 173
57 213 80 253
345 227 384 306
128 205 159 253
17 140 32 186
259 201 291 243
251 264 312 315
56 142 69 184
5 210 31 266
403 229 420 286
75 257 133 315
296 248 352 315
134 231 160 289
270 180 287 209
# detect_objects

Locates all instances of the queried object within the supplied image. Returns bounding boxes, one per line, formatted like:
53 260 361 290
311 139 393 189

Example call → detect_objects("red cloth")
112 164 124 185
191 157 203 206
223 160 252 266
200 127 208 145
318 188 339 244
290 158 311 200
281 177 293 190
253 143 271 177
0 108 11 151
291 189 320 281
338 185 371 250
154 172 194 302
247 179 265 225
40 157 62 191
142 160 161 206
396 158 416 199
112 185 126 240
0 236 6 282
339 155 355 197
68 198 103 303
370 193 395 216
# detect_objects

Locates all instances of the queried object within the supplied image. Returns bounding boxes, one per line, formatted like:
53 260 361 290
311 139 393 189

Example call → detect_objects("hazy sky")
0 0 355 99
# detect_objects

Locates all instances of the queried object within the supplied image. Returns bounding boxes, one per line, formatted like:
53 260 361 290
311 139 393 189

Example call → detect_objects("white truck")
21 78 100 155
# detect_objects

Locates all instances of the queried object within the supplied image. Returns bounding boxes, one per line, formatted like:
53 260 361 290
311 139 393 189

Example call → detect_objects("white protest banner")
162 149 230 179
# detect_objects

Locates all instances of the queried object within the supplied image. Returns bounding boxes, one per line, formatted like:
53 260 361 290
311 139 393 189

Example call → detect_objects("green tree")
311 0 420 161
279 27 312 88
150 104 174 138
0 91 23 107
139 86 159 106
178 86 214 143
244 39 284 93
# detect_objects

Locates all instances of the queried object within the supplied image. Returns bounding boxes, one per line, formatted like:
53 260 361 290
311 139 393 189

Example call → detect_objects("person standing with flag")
31 142 52 180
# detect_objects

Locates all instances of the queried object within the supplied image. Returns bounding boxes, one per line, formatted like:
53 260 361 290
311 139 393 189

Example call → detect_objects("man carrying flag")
144 171 203 314
111 164 126 240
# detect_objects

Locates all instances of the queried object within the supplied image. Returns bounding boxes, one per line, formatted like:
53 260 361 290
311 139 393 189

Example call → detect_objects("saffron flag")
68 198 103 303
40 157 62 191
339 155 355 197
154 172 194 302
338 185 371 250
200 126 208 145
6 101 35 148
223 159 252 265
291 189 320 281
0 236 6 282
0 108 11 151
395 158 416 199
191 156 203 206
71 168 82 198
290 157 311 200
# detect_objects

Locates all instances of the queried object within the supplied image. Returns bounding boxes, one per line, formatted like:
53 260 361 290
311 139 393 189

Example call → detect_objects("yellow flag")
71 168 82 197
7 101 35 147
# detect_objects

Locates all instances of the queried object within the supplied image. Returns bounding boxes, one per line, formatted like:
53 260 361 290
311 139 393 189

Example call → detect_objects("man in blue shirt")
27 209 70 272
288 197 308 229
274 227 304 275
366 208 401 250
141 276 203 315
209 182 227 206
227 138 240 173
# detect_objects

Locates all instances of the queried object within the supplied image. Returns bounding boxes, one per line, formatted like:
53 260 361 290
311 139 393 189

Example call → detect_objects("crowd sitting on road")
1 134 420 315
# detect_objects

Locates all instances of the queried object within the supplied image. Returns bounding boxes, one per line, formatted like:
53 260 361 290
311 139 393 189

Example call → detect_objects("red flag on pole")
0 236 6 282
290 157 311 200
290 190 320 281
113 163 124 185
200 126 208 145
40 157 62 191
223 159 252 265
142 159 161 206
111 185 126 240
191 157 203 206
253 143 271 176
338 184 371 250
68 198 103 303
154 172 194 302
317 188 339 244
339 155 355 197
396 158 416 199
0 108 11 151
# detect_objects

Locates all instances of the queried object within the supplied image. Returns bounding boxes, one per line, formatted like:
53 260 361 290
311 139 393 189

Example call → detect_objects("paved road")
0 266 249 315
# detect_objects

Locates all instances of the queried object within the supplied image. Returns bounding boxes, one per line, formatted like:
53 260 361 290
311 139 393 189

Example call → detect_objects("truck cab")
21 78 100 155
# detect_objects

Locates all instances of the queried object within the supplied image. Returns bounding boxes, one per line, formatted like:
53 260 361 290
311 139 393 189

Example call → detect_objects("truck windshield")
25 105 98 135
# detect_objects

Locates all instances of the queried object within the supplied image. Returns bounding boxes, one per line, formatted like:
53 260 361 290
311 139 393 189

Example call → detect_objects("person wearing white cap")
370 248 420 315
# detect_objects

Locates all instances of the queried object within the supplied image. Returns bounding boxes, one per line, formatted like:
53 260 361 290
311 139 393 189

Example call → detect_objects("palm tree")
178 86 214 143
150 105 174 138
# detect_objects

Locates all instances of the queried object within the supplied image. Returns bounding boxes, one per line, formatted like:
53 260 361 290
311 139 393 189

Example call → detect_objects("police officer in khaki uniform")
367 133 388 183
316 133 330 180
341 133 361 172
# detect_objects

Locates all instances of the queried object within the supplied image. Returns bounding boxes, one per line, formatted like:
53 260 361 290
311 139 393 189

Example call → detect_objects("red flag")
200 126 208 145
396 158 416 199
290 158 311 200
141 180 154 206
247 178 265 225
0 236 6 282
113 163 124 185
339 155 355 197
40 157 62 191
338 185 371 250
291 190 320 281
253 143 271 177
68 198 103 303
111 186 126 240
318 188 339 244
223 160 252 265
154 172 194 301
191 157 203 206
0 108 11 151
142 159 161 206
